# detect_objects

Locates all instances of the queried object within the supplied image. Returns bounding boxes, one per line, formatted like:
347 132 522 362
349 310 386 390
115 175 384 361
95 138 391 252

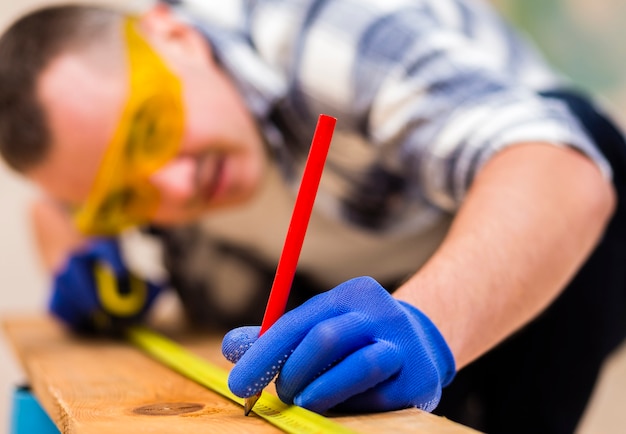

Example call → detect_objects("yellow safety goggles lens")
74 18 184 236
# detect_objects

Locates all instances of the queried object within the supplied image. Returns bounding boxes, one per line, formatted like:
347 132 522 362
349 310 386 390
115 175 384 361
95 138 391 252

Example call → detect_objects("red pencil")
244 113 337 415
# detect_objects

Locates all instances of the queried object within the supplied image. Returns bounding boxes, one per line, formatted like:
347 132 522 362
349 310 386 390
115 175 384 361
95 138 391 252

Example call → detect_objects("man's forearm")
394 142 615 369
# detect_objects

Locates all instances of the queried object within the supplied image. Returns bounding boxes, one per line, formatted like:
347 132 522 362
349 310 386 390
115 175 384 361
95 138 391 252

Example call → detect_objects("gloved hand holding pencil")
49 237 163 334
222 276 455 414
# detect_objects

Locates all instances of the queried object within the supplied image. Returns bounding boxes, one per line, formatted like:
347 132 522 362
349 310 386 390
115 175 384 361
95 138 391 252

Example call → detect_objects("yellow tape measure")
126 326 357 434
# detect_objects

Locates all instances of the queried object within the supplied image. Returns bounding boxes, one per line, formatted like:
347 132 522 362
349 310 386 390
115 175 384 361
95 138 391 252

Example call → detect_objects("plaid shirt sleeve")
277 0 610 210
172 0 612 219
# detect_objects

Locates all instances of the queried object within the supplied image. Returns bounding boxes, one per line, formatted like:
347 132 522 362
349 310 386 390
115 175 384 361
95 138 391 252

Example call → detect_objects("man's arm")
30 197 85 273
31 197 165 333
394 142 615 369
221 140 614 413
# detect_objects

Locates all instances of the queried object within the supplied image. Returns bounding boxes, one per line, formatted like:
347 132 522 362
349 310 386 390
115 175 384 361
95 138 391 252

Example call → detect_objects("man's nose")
149 157 197 202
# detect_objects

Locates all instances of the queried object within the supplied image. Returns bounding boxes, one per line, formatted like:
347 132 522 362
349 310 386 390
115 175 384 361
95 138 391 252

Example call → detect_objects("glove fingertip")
293 395 330 414
222 326 260 363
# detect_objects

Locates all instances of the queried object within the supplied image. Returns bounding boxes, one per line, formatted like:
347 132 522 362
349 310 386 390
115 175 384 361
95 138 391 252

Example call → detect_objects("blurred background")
0 0 625 432
494 0 626 123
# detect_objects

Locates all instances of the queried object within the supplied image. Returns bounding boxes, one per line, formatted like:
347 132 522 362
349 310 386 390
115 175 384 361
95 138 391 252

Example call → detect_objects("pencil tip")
244 393 261 416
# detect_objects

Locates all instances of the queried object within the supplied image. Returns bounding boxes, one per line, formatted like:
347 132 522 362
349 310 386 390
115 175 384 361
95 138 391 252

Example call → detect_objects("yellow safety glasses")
73 18 184 236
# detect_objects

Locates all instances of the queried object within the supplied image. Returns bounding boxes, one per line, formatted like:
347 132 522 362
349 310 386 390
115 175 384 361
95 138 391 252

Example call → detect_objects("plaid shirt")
168 0 610 235
154 0 614 324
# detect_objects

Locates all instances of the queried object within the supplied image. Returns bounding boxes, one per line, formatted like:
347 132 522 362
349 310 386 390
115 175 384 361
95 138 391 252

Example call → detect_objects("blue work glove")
49 238 163 334
222 276 455 414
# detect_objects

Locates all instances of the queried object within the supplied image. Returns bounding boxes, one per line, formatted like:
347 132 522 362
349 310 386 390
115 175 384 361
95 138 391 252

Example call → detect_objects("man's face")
26 11 267 234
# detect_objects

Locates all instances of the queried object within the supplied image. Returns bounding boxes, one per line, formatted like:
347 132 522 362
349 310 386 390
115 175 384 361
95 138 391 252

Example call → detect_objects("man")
1 1 625 432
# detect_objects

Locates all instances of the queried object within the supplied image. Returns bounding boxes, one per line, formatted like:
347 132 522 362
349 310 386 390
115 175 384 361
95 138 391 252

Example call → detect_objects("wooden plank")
2 314 480 433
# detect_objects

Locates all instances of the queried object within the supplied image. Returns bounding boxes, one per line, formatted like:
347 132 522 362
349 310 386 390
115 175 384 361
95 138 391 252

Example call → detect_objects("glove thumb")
222 326 261 363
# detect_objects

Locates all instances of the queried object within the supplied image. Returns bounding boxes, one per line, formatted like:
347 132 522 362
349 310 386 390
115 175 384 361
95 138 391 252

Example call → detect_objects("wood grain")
2 314 480 433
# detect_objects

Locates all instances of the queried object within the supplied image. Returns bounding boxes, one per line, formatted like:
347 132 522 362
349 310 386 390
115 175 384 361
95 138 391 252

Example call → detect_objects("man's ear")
137 3 212 62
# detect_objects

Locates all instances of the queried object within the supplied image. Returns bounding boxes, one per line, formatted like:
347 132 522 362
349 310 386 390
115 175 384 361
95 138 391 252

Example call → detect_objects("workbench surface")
2 315 479 433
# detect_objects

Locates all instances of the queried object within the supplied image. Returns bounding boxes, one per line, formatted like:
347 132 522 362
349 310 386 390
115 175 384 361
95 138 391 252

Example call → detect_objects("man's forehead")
30 51 127 204
38 50 127 121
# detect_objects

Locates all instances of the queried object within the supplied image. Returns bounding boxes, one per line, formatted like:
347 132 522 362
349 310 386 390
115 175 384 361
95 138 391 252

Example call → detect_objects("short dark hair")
0 5 123 172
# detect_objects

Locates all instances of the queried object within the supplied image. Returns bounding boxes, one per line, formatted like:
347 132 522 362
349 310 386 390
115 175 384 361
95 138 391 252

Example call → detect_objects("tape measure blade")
126 326 358 434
